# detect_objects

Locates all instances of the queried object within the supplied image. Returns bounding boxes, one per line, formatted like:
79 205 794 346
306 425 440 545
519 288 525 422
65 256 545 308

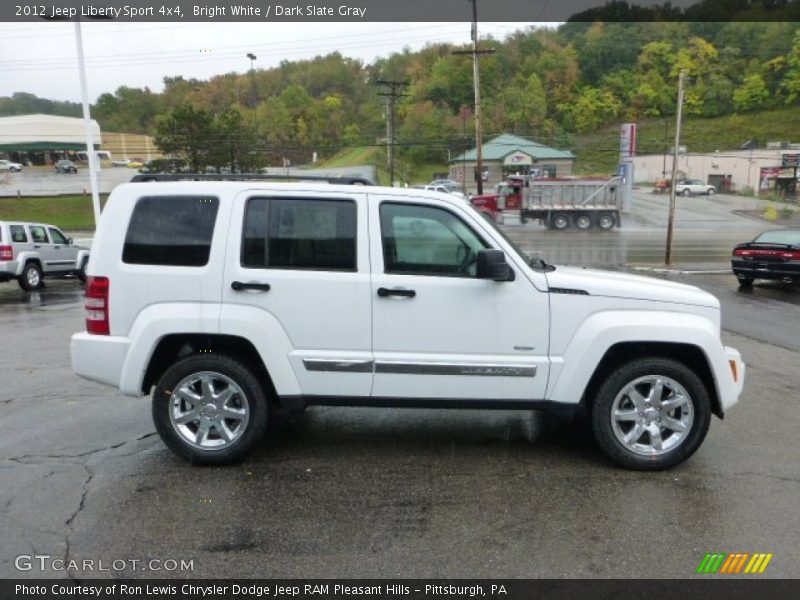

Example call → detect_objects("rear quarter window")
123 196 219 266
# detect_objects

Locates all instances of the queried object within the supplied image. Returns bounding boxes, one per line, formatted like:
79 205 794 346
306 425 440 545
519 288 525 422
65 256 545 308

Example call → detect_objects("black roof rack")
130 173 374 185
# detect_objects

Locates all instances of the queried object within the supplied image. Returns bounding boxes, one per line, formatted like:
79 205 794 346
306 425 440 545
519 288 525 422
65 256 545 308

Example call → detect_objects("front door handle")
231 281 271 292
377 287 416 298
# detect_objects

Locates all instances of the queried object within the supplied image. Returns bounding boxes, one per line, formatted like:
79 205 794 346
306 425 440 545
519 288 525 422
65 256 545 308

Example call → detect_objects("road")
1 190 798 579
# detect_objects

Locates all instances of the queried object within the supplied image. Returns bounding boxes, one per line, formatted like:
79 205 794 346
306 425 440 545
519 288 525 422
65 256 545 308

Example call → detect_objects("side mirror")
477 249 515 282
68 237 73 245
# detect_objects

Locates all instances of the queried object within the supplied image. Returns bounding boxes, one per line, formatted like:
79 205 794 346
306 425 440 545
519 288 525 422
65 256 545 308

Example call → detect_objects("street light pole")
665 69 686 266
74 20 101 227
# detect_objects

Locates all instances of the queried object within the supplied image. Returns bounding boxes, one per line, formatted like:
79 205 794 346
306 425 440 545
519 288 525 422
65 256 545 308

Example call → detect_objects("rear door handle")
231 281 271 292
33 245 41 249
377 287 416 298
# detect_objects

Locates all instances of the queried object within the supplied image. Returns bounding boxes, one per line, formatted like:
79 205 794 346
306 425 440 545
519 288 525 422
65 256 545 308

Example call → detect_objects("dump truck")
470 176 622 230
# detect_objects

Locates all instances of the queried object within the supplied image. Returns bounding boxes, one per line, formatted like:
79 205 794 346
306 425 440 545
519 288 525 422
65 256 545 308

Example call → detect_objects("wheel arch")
580 341 722 418
142 333 278 403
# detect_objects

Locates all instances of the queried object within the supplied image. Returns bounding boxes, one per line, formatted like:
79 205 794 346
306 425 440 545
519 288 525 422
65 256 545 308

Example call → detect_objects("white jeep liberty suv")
71 176 745 469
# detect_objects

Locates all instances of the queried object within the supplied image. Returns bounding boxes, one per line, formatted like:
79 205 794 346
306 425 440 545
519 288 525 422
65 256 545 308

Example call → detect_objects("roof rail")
130 173 375 185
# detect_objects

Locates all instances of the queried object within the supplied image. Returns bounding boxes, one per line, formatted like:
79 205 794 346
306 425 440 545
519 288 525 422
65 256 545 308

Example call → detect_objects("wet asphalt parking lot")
1 191 799 579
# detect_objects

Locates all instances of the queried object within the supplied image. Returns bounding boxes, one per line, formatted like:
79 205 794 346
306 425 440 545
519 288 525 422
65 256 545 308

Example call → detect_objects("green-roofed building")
0 114 102 166
449 133 575 193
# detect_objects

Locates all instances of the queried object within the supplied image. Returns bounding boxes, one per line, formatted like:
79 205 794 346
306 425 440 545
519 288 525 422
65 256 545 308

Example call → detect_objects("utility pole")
452 0 494 195
665 69 687 265
377 79 409 186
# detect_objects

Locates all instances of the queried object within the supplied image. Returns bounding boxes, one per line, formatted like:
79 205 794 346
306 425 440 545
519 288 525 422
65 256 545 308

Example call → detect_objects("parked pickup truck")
70 176 744 469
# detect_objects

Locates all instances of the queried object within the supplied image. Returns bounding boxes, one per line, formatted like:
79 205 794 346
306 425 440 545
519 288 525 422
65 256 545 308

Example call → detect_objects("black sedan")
732 228 800 287
54 159 78 174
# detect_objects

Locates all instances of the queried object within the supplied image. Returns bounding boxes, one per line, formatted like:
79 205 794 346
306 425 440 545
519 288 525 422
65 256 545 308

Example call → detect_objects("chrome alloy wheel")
610 375 694 456
169 371 250 450
26 267 41 288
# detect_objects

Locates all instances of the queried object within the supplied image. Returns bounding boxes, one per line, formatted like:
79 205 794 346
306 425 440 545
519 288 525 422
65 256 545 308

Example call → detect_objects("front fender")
546 310 740 412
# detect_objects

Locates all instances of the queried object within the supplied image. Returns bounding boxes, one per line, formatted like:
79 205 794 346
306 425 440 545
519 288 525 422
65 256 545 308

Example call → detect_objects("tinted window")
10 226 27 243
123 196 219 266
29 226 49 244
380 203 488 277
754 230 800 246
48 228 68 245
242 198 356 271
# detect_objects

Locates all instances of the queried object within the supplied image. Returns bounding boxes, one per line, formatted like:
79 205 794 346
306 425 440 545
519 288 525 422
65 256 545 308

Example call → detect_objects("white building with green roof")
450 133 575 193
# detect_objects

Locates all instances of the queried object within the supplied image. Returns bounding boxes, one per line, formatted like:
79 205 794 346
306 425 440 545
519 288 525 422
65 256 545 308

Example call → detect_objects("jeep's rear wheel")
591 357 711 470
152 354 269 464
18 262 43 291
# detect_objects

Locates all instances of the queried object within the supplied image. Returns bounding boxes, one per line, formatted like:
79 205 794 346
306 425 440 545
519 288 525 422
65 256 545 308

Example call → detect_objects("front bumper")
721 346 745 413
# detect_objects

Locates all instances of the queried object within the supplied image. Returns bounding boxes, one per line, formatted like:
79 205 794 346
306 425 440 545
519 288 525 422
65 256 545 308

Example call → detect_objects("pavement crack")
64 464 94 581
8 431 158 463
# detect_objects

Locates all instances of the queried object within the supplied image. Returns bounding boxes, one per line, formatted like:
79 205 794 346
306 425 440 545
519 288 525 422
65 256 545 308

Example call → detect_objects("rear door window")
123 196 219 266
28 226 49 244
242 197 356 271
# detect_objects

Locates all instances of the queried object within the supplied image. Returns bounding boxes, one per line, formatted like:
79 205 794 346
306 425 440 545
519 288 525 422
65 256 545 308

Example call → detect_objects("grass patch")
319 146 445 186
0 195 106 229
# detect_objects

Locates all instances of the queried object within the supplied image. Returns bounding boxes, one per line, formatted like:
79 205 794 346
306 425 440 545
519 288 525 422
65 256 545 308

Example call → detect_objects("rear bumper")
0 261 20 279
70 332 130 389
732 259 800 280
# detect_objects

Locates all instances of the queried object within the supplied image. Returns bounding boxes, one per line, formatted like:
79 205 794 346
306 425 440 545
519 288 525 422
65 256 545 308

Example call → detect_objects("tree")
210 107 261 172
733 74 770 111
783 31 800 104
154 104 216 171
564 87 622 133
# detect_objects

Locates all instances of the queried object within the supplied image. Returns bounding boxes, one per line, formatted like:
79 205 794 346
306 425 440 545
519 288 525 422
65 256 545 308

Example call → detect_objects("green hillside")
574 108 800 175
318 146 443 186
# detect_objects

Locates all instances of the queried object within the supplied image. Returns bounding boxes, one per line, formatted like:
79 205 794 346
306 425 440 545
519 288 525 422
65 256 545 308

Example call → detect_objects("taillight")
780 251 800 260
733 248 750 257
0 245 12 261
85 276 109 335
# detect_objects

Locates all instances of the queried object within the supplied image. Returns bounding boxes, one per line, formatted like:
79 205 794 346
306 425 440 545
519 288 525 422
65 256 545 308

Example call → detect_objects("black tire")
597 212 616 230
573 213 593 230
552 212 571 230
591 357 711 470
682 188 691 197
152 354 270 465
18 262 43 291
707 188 715 196
737 276 754 288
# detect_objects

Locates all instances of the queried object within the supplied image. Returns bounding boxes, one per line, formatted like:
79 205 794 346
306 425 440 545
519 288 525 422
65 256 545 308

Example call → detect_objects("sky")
0 21 547 103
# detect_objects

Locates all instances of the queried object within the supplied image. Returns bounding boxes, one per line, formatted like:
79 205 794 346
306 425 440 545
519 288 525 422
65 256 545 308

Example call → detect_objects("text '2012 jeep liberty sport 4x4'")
71 178 744 469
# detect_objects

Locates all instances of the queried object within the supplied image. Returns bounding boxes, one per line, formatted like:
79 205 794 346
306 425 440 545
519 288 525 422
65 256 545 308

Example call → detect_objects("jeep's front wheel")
152 355 269 464
591 358 711 470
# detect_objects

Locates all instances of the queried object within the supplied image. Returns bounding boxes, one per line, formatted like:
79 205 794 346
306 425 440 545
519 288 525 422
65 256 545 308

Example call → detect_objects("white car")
423 184 466 199
0 159 23 172
675 179 715 196
70 177 744 469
